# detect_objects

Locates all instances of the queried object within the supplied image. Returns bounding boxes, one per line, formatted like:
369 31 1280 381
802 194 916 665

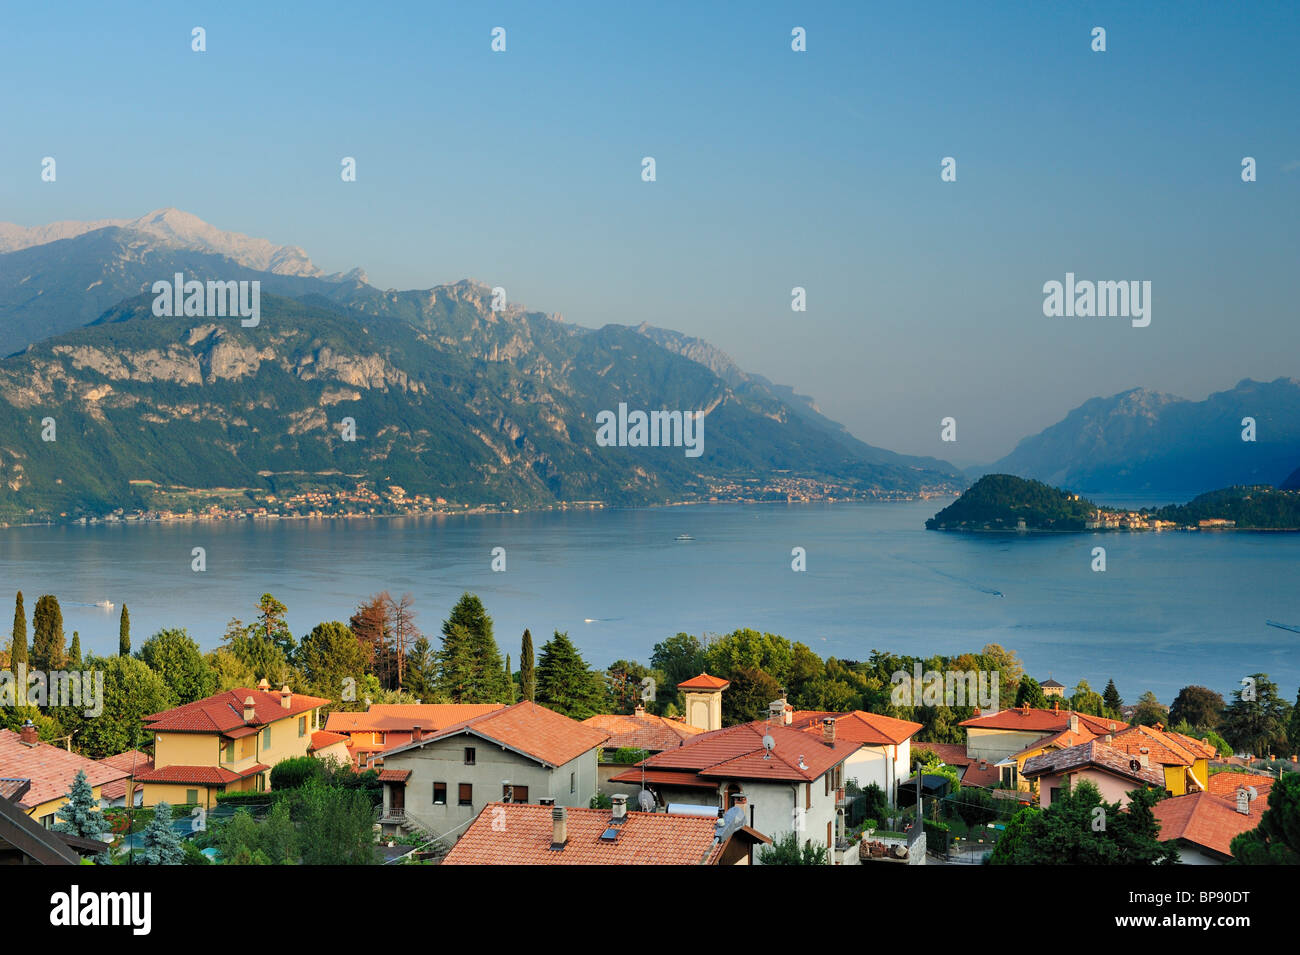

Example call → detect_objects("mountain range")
974 379 1300 499
0 211 963 518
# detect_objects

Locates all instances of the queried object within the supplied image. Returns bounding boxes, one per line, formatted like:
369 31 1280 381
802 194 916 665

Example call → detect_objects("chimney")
257 677 271 692
243 696 256 723
822 718 837 746
412 725 423 741
18 720 39 745
1069 714 1079 734
1138 754 1149 768
550 806 568 848
768 700 785 724
611 794 628 821
633 703 645 717
732 793 748 810
1155 721 1164 732
1104 734 1113 743
1235 788 1250 815
1051 700 1059 713
280 685 292 709
783 705 792 726
538 796 556 807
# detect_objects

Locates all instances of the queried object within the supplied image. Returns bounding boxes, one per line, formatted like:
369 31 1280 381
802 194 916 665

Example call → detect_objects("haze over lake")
2 500 1296 704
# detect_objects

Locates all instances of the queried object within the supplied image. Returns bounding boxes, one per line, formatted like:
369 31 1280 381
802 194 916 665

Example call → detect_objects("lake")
1 499 1296 704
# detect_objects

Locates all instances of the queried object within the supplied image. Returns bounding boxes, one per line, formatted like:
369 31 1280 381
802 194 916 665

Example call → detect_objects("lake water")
1 499 1296 705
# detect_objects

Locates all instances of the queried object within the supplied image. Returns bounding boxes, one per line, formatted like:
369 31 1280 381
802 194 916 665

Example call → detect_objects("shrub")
270 756 326 791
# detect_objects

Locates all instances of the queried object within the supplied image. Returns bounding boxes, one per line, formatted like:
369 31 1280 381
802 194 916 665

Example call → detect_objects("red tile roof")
583 712 705 752
1010 727 1098 760
0 730 128 810
677 673 730 691
960 706 1126 735
324 703 505 734
624 720 859 783
144 687 330 735
1110 725 1217 767
443 803 768 865
789 710 922 746
1206 772 1275 797
135 763 268 786
377 769 411 783
911 743 972 767
308 730 349 752
96 750 154 801
1154 789 1270 858
607 767 721 790
383 701 610 768
1021 740 1165 787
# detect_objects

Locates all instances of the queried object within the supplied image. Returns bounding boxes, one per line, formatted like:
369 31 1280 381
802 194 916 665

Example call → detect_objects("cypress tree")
31 594 66 671
10 592 26 669
69 631 81 665
505 653 515 703
520 628 535 702
119 604 130 656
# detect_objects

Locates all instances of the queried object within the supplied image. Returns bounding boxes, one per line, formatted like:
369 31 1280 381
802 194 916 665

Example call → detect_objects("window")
39 814 55 829
298 715 307 738
433 782 447 805
1049 786 1061 804
223 741 234 762
186 789 199 805
513 785 528 804
464 747 476 765
570 772 575 794
262 726 271 748
458 783 473 806
503 784 530 803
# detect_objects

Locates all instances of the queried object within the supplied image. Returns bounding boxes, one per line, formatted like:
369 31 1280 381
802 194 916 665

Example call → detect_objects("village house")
443 794 770 865
0 722 127 826
133 680 332 808
96 750 153 808
959 704 1127 787
787 708 922 806
375 700 610 843
583 703 705 796
1020 738 1166 807
1106 723 1217 795
324 703 506 769
1152 773 1273 864
609 700 862 864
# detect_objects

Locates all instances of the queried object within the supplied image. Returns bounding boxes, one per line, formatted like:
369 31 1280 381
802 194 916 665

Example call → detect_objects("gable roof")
1010 726 1098 760
1041 679 1065 688
309 730 349 752
582 712 705 752
789 710 922 746
1109 725 1217 767
677 673 730 691
1206 772 1275 798
0 730 128 810
1021 739 1165 787
144 687 330 736
960 706 1126 736
382 701 610 768
0 795 83 865
612 720 859 784
324 703 505 735
443 802 768 865
1153 789 1270 858
134 763 268 786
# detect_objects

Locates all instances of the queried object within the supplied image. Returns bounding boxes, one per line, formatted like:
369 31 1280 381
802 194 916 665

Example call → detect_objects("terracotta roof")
135 763 268 786
911 743 972 767
960 706 1126 736
0 730 128 810
308 730 349 752
377 769 411 783
606 767 720 790
324 703 505 734
1010 727 1098 760
1154 789 1270 858
144 687 330 735
583 712 705 752
96 750 154 801
1110 725 1217 768
627 720 859 783
960 760 1003 789
677 673 730 691
382 701 610 768
1206 772 1275 797
443 802 769 865
1021 740 1165 787
789 710 922 746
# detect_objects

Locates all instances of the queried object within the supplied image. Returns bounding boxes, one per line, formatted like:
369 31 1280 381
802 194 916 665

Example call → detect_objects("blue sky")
2 1 1297 462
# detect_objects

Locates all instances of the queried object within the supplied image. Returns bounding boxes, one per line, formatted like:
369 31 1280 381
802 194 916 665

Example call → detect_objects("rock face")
0 288 963 518
978 379 1300 496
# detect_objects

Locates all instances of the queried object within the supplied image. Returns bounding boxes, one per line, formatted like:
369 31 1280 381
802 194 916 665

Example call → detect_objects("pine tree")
137 802 184 865
10 592 26 669
31 594 66 671
119 604 130 656
520 628 536 702
436 593 509 702
53 769 110 841
535 631 606 719
69 632 81 665
1102 678 1123 714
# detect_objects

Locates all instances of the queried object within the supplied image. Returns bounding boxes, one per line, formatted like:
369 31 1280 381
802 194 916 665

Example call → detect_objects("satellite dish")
1247 786 1259 801
1129 759 1141 772
637 789 656 812
762 734 775 760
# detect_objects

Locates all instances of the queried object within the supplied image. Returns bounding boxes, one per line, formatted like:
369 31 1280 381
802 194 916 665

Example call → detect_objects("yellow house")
135 680 332 808
0 722 128 826
1108 724 1215 796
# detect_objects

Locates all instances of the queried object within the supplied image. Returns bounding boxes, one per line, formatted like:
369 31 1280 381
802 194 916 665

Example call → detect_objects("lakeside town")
3 589 1297 867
